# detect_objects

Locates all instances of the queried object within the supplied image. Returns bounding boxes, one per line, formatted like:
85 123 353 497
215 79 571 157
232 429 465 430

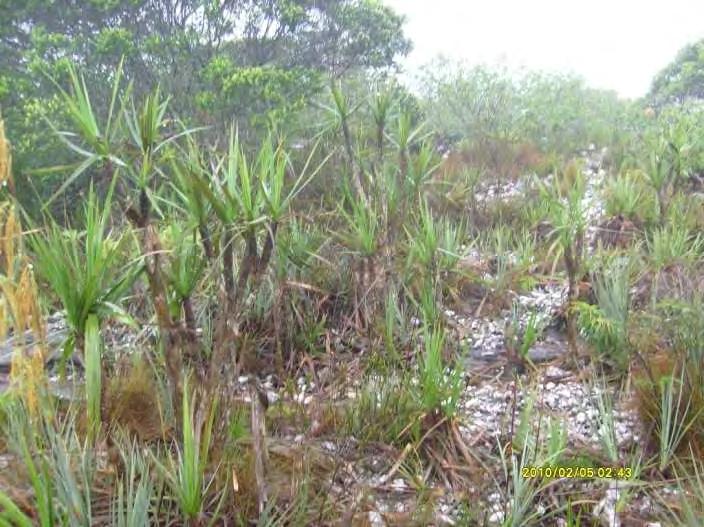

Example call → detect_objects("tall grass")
667 453 704 525
593 376 619 463
2 397 97 526
50 421 95 527
2 399 57 526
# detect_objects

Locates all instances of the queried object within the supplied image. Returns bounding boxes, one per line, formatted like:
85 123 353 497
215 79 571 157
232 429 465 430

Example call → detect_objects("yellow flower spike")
0 115 14 195
26 268 47 356
17 266 33 330
3 207 17 274
0 301 7 341
9 347 46 421
0 281 20 337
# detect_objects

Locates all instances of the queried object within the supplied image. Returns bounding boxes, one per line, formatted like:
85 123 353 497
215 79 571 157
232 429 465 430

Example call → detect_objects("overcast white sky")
383 0 704 99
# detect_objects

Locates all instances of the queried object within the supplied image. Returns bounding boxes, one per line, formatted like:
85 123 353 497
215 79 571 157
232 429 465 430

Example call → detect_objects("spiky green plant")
170 137 213 258
438 217 465 274
405 141 438 197
514 229 537 269
647 225 702 270
545 417 567 464
498 438 552 527
112 440 153 527
338 192 380 258
603 172 648 221
642 119 691 224
484 225 515 297
154 378 218 521
370 83 396 163
576 255 631 367
344 372 422 445
165 230 204 303
512 388 537 454
657 368 703 472
191 129 321 310
406 200 439 274
413 277 440 326
277 219 326 276
519 310 540 363
163 225 205 334
4 400 96 527
30 183 138 361
321 83 366 204
417 323 463 418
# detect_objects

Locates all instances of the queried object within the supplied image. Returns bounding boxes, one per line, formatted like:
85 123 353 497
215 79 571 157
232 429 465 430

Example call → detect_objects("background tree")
0 0 410 212
649 39 704 104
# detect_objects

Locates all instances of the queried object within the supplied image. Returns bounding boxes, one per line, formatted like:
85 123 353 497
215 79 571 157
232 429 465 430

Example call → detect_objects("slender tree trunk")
564 244 580 359
341 116 367 206
258 222 278 274
199 224 214 260
222 228 237 311
236 229 258 300
127 191 183 414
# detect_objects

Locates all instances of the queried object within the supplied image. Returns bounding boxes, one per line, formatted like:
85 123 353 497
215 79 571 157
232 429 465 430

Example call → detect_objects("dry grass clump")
631 263 704 307
440 139 547 182
105 359 168 442
593 214 640 250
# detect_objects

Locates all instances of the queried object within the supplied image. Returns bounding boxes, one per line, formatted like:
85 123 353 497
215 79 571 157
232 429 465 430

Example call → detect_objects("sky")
383 0 704 99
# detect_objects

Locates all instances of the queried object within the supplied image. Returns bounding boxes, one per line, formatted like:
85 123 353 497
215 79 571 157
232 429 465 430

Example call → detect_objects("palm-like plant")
575 254 632 368
538 163 588 358
43 60 127 209
643 118 692 225
191 129 321 310
163 225 205 332
318 83 367 205
603 172 649 221
338 192 381 260
337 191 382 328
30 184 138 361
170 137 214 259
